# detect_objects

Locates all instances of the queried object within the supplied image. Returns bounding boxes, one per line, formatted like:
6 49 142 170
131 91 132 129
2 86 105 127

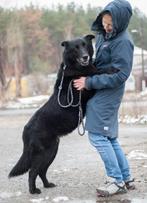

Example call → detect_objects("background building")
132 46 147 92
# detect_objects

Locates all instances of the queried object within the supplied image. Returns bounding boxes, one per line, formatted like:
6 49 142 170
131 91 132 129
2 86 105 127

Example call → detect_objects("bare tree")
7 14 24 97
0 46 11 105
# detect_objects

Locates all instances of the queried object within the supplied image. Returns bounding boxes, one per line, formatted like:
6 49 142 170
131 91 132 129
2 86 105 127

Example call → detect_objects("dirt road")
0 109 147 203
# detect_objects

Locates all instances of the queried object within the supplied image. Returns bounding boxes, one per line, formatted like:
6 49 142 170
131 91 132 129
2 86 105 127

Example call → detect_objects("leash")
57 65 85 136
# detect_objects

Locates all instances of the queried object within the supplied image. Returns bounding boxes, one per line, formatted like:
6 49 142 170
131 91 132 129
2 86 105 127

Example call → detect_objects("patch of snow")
128 150 147 160
4 101 38 109
52 168 70 173
132 198 147 203
3 95 49 109
0 191 22 199
53 169 59 173
1 95 147 125
30 197 49 203
18 95 49 104
30 198 45 203
63 168 70 172
58 200 95 203
15 191 22 197
140 88 147 96
53 196 69 202
119 115 147 124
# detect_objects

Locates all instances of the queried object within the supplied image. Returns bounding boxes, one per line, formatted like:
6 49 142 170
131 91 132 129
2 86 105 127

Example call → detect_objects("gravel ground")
0 109 147 203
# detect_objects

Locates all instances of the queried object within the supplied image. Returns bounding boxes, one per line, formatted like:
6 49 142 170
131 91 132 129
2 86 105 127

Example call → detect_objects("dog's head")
61 35 95 67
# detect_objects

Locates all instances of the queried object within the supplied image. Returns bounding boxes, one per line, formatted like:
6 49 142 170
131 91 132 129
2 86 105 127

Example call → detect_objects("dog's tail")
8 150 31 178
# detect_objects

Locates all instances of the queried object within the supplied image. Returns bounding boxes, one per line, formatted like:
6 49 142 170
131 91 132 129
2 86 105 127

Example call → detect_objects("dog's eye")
75 45 79 49
82 42 86 47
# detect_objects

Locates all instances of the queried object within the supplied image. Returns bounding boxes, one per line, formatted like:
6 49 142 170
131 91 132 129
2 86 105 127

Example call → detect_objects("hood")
91 0 132 37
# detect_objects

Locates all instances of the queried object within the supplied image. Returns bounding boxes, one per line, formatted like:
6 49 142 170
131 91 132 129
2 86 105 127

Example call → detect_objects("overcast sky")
0 0 147 16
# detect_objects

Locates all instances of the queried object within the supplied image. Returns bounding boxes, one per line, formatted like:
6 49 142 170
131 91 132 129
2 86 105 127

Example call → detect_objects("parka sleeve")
85 39 134 90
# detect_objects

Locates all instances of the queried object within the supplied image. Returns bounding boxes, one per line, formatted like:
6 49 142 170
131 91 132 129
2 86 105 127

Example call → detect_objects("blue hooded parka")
85 0 134 138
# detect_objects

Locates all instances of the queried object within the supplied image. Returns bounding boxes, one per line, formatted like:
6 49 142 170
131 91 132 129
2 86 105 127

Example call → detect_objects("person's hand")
73 77 86 90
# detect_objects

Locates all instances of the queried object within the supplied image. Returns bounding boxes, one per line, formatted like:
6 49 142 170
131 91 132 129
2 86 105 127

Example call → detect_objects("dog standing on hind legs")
8 34 118 194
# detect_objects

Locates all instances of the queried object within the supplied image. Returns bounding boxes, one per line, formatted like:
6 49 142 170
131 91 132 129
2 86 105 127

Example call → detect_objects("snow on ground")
0 95 147 124
119 115 147 124
140 88 147 97
30 197 49 203
0 191 22 199
2 95 49 109
128 150 147 160
52 196 69 202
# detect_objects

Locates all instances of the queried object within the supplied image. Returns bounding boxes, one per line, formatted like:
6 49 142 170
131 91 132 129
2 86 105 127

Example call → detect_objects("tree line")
0 3 147 100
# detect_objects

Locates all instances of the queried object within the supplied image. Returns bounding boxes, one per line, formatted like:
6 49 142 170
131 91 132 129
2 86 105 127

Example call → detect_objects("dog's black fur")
9 34 118 194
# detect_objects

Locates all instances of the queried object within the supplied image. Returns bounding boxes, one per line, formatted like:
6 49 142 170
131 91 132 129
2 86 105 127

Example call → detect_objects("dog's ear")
61 41 69 48
84 34 95 41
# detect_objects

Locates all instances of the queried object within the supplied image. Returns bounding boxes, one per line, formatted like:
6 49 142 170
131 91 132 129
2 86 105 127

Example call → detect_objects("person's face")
102 14 113 33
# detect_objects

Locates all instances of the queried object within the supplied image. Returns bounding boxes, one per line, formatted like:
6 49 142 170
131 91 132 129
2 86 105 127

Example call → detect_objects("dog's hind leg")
39 139 59 188
29 153 45 194
29 168 41 194
39 165 56 188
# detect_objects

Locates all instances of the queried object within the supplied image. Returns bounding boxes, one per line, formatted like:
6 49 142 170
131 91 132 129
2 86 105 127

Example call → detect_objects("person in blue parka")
74 0 135 197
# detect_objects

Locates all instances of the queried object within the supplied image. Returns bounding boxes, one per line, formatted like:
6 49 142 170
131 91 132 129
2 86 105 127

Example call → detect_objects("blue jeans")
88 132 131 183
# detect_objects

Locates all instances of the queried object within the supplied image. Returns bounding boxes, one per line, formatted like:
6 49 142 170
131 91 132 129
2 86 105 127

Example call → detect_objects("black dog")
9 34 117 194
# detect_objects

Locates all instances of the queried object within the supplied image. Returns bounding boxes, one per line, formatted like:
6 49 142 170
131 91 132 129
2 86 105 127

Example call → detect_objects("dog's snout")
77 54 90 66
82 55 88 61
